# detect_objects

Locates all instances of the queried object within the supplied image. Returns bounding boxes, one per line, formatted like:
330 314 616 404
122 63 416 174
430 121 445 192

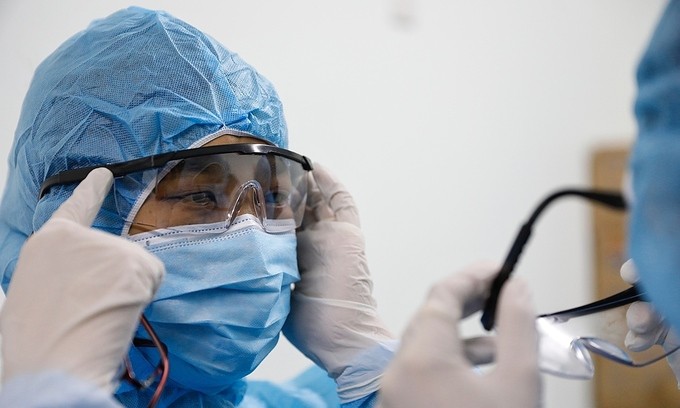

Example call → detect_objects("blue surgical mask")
119 215 299 399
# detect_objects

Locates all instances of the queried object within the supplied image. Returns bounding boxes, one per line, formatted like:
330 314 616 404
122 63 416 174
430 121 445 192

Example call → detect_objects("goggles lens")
475 187 680 377
116 151 308 233
38 144 312 234
537 302 677 379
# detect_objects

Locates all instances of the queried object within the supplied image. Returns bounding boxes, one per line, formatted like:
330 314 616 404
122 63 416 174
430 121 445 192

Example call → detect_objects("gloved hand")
283 163 396 403
377 263 541 408
621 259 680 386
0 168 165 393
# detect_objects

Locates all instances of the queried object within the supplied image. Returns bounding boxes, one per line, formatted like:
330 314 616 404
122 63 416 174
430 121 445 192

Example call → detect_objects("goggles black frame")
39 143 314 199
476 188 680 373
480 188 628 331
538 285 641 321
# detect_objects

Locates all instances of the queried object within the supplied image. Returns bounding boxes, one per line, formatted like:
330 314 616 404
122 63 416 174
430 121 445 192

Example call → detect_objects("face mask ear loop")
225 180 267 229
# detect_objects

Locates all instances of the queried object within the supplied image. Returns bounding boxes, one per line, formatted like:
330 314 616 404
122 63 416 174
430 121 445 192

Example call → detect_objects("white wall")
0 1 668 407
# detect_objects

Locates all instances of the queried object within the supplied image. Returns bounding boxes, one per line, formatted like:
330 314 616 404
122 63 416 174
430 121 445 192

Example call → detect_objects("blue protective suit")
0 366 381 407
629 0 680 332
0 6 384 408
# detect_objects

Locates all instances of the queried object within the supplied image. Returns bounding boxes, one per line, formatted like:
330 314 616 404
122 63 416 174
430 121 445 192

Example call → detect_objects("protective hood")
0 6 288 290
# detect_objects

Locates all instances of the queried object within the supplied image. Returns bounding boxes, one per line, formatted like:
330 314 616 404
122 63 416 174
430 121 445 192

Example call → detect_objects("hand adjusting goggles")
479 188 679 379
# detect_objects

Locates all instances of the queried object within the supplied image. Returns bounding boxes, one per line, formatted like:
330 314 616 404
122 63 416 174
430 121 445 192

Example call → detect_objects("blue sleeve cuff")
336 339 399 404
0 371 122 408
341 391 378 408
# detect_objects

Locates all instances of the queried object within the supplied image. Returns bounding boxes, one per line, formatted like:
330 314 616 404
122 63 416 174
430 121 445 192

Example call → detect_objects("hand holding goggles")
479 188 680 379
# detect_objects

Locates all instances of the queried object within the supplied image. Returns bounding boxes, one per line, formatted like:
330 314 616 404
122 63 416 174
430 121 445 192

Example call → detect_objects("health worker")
0 7 397 408
619 0 680 388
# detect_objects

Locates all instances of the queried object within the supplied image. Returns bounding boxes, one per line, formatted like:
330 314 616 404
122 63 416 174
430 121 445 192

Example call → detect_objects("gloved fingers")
666 329 680 351
652 328 680 388
620 259 639 284
311 162 360 227
388 262 502 371
51 168 113 226
626 301 664 334
494 278 539 376
107 235 166 294
303 172 334 226
463 336 496 365
665 349 680 388
619 261 650 353
433 261 500 320
625 301 668 350
398 298 471 371
1 219 164 389
625 330 664 352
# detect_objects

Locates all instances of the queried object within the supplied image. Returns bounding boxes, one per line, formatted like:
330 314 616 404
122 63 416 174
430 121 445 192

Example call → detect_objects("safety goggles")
40 144 313 234
478 188 680 379
536 284 680 379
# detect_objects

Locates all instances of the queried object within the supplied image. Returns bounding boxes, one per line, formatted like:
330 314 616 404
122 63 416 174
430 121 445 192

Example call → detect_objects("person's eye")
173 191 218 207
265 190 290 207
